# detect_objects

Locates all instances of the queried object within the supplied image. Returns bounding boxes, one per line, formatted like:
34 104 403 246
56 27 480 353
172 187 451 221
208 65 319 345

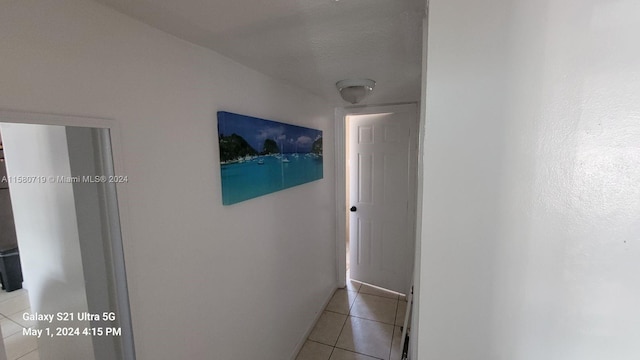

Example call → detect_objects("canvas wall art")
217 111 323 205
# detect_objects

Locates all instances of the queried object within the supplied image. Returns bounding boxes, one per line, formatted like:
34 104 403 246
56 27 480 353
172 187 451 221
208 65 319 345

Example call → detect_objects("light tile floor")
0 289 39 360
297 279 407 360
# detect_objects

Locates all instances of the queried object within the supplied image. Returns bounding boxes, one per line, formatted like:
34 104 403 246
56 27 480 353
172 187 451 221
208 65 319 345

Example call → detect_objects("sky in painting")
217 111 322 154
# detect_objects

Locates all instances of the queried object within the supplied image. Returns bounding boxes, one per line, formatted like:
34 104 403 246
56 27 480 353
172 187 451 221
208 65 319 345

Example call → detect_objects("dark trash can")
0 248 23 292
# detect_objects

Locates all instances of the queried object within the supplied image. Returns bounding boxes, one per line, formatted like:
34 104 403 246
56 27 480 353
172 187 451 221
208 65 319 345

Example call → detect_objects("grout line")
333 345 386 360
306 339 329 346
0 307 30 319
6 308 32 323
5 316 25 328
388 322 398 360
327 345 336 360
15 349 39 360
324 309 348 317
347 313 397 326
298 339 337 360
334 312 350 355
392 300 400 359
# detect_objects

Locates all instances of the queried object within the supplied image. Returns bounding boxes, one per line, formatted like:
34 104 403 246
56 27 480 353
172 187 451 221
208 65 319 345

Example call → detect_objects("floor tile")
0 290 26 304
4 331 37 360
308 311 347 346
390 326 403 360
345 279 362 293
329 348 381 360
16 350 39 360
395 300 407 326
8 309 35 328
358 284 399 300
1 317 24 338
336 316 393 360
349 294 397 325
0 293 30 317
326 289 358 315
296 340 334 360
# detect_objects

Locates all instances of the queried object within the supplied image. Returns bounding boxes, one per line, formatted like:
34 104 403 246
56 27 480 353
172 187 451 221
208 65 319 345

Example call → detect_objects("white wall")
0 0 336 359
0 123 94 360
418 0 640 359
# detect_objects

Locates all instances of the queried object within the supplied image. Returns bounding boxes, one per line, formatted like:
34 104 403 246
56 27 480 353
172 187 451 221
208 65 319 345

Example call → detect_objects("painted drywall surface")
419 0 640 359
409 9 429 360
0 0 336 359
0 123 94 360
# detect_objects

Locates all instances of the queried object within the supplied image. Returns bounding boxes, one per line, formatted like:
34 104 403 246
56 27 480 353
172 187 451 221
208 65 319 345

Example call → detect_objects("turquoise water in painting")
220 154 323 205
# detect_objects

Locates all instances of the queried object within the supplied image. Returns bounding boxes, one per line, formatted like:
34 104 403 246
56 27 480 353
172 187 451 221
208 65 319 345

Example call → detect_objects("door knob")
350 206 357 212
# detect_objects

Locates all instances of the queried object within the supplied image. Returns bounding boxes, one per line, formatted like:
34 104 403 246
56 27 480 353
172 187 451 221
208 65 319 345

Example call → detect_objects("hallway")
296 279 407 360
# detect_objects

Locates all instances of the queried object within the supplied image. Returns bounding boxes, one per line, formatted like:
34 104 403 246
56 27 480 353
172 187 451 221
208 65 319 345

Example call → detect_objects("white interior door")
348 108 416 294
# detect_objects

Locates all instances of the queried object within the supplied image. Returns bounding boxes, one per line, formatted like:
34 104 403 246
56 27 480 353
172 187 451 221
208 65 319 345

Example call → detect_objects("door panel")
348 110 415 294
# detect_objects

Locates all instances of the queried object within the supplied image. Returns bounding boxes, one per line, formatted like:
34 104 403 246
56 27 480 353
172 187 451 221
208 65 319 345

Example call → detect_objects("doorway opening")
335 104 419 359
337 104 418 295
0 110 135 360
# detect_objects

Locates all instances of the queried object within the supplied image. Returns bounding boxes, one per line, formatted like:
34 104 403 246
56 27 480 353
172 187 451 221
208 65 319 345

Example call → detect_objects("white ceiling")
94 0 425 105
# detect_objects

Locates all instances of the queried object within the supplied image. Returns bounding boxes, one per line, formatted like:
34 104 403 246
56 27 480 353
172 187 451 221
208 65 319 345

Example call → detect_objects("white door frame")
0 108 136 360
334 103 419 290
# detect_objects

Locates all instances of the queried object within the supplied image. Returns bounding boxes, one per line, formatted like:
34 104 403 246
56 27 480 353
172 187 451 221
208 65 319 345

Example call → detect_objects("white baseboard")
288 284 338 360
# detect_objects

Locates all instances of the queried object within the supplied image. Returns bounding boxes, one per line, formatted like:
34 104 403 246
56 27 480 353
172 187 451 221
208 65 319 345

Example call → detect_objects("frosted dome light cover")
336 79 376 104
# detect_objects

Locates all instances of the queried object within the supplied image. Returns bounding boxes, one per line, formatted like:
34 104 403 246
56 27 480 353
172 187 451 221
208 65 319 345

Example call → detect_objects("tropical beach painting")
217 111 323 205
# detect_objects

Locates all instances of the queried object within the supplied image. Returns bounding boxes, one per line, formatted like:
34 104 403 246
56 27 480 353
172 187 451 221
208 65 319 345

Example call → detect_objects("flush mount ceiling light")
336 79 376 104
